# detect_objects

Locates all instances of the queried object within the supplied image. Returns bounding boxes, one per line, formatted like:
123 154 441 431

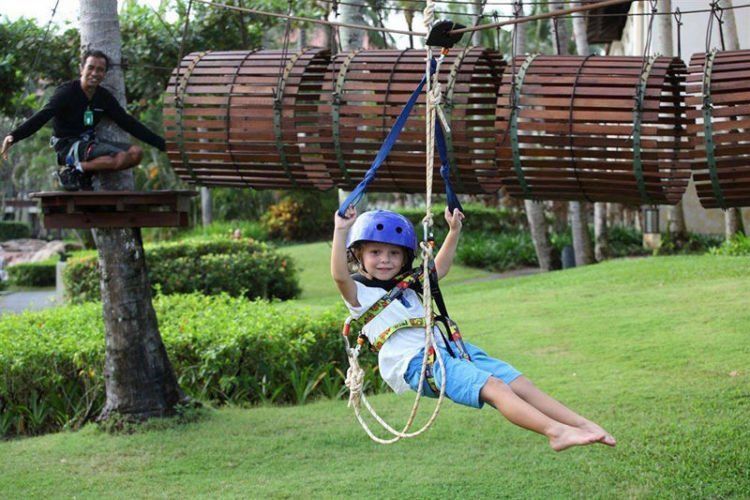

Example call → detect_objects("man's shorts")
56 136 131 165
403 341 522 409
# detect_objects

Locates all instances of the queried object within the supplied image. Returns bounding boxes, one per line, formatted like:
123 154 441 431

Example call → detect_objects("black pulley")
425 20 466 48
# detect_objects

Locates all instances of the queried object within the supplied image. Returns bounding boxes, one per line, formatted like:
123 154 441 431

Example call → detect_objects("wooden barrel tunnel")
319 47 505 193
164 48 333 190
687 49 750 209
164 49 750 209
164 47 506 194
496 55 691 206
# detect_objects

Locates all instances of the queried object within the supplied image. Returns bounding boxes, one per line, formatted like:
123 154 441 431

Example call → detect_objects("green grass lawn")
1 252 749 498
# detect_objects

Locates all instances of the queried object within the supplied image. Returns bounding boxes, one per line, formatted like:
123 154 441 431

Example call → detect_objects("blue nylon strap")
337 71 428 216
338 58 461 217
435 120 463 214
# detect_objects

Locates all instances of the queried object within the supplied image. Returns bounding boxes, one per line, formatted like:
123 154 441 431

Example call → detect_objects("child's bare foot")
578 421 616 447
548 424 604 452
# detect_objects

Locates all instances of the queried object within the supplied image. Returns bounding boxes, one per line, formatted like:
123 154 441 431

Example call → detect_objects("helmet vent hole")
395 227 403 234
376 223 384 230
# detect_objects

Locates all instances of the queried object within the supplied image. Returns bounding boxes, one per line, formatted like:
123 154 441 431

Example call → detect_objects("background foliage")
0 294 353 437
6 259 57 287
63 238 300 303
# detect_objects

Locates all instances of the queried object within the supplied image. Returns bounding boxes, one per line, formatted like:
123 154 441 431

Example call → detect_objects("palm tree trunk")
717 0 746 239
339 0 367 52
554 3 593 265
338 0 368 210
571 1 607 261
649 0 687 243
593 203 608 260
514 2 553 270
80 0 185 421
472 0 485 46
201 187 212 226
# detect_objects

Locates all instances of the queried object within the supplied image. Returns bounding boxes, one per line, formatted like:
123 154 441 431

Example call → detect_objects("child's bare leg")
509 376 616 447
480 377 604 452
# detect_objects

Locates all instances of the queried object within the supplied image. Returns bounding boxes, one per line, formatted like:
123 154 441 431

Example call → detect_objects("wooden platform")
30 190 198 229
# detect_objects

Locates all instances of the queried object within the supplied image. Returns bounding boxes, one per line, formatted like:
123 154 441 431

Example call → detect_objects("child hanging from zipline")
331 206 616 451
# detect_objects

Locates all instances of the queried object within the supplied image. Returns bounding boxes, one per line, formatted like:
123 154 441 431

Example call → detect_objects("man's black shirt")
10 80 165 152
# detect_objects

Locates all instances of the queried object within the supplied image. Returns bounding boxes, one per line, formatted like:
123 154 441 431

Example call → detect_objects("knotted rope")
342 0 448 444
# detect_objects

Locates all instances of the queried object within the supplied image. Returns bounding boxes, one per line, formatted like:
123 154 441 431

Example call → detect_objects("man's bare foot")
578 421 616 447
548 424 604 452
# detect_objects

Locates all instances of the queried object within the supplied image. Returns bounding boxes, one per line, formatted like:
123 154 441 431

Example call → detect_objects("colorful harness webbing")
343 255 472 394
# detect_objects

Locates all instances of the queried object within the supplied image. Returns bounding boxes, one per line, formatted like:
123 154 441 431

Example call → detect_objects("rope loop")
345 352 364 408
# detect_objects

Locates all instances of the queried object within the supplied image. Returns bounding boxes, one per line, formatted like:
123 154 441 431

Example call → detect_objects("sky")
0 0 170 26
0 0 420 47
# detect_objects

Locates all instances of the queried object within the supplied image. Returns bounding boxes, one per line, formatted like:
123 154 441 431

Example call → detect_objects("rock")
30 241 67 262
0 239 82 268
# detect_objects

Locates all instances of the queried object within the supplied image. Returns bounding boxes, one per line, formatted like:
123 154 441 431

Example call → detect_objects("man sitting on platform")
1 50 165 191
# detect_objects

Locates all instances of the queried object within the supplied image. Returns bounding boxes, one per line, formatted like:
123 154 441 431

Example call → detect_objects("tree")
651 0 687 243
516 2 554 271
571 1 608 261
717 0 746 239
551 2 593 266
80 0 186 422
340 0 368 51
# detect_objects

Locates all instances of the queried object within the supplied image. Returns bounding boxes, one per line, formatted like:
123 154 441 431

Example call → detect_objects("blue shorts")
403 341 522 409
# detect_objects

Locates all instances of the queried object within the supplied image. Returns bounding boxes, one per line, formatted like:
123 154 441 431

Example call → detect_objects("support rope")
342 0 449 444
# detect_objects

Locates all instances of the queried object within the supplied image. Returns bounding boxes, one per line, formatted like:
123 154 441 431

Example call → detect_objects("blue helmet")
347 210 417 257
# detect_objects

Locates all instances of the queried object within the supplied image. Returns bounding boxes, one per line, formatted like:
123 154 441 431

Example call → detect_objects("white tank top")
344 280 441 394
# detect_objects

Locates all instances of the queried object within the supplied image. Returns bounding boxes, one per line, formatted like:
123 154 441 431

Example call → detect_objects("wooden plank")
42 212 188 229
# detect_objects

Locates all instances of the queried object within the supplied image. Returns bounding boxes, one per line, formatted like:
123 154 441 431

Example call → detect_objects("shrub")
607 225 650 258
0 294 370 438
658 231 724 255
63 239 300 303
6 259 57 287
709 233 750 256
457 231 538 272
399 204 527 238
0 221 30 241
262 191 339 242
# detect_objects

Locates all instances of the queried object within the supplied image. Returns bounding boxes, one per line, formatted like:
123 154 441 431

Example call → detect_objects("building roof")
585 0 634 44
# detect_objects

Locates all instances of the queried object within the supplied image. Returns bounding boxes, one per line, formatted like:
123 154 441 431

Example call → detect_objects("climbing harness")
339 11 470 444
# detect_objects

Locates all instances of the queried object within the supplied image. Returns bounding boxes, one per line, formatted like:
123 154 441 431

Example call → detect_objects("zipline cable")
191 0 750 42
193 0 643 39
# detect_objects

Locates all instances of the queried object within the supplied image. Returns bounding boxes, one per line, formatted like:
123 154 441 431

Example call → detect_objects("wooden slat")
496 55 689 205
687 50 750 208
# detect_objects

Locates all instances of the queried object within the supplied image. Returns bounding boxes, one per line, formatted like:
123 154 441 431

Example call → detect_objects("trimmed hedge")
6 259 57 287
0 294 369 438
0 221 31 241
63 239 300 303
